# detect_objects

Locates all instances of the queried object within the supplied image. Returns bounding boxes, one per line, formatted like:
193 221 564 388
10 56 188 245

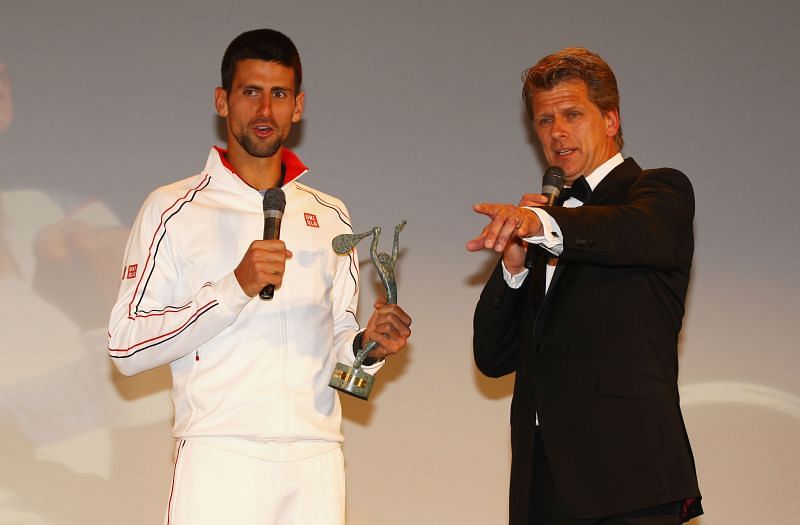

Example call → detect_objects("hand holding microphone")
233 188 292 299
521 166 565 207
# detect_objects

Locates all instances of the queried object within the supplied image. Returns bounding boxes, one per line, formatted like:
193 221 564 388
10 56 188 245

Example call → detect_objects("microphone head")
542 166 566 191
263 187 286 214
542 166 566 204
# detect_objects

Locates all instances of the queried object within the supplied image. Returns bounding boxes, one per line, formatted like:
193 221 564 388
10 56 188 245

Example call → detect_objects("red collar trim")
213 146 308 186
279 148 308 184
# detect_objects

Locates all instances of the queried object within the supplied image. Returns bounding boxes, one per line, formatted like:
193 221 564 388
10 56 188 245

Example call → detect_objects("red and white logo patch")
125 264 138 279
304 213 319 228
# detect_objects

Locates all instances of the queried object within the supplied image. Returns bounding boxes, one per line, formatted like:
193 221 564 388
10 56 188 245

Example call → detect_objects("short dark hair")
220 29 303 93
522 47 623 149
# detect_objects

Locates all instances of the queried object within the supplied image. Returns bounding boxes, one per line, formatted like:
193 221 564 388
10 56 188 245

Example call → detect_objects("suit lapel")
533 158 642 338
584 157 641 206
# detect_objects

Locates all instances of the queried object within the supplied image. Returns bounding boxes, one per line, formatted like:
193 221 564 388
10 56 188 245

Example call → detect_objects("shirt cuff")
522 207 564 256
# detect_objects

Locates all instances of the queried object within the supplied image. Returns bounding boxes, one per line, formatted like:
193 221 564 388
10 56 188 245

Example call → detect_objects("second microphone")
260 187 286 300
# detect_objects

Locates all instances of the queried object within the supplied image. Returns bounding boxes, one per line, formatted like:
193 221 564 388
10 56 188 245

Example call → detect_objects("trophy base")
329 363 375 400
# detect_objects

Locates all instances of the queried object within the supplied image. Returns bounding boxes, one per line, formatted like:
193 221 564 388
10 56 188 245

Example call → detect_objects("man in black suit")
467 48 702 524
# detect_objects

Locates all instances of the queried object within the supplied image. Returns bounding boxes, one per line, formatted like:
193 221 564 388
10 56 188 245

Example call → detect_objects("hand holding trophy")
329 220 407 400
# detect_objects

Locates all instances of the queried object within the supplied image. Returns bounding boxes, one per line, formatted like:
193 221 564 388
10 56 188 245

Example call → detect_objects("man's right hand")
234 240 292 297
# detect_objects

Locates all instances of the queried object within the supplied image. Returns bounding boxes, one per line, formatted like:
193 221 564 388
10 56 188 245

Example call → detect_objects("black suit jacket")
473 158 702 523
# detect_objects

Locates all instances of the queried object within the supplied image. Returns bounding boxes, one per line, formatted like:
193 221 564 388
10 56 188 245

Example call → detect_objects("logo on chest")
124 264 138 280
304 213 319 228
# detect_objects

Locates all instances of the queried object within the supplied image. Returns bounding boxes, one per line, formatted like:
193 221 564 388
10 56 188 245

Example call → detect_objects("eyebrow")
535 105 583 117
236 79 294 92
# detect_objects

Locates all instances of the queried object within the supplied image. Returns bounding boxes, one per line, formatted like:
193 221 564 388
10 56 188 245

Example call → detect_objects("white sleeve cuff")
361 357 386 374
214 271 254 316
523 207 564 256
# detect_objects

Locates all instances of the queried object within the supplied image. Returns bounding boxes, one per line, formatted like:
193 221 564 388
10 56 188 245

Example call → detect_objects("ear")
292 91 304 123
214 87 228 118
604 109 620 139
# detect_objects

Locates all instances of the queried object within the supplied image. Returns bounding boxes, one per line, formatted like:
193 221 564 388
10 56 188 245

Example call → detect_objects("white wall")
1 1 798 523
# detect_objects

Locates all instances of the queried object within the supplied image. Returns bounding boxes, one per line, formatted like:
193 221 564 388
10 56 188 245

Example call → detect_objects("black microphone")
541 166 566 206
259 187 286 300
524 166 565 269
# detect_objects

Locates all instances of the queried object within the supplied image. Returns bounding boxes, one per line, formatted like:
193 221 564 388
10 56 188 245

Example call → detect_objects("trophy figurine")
329 219 406 400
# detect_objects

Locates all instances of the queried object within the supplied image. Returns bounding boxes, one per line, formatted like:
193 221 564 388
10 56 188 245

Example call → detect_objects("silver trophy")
329 220 406 400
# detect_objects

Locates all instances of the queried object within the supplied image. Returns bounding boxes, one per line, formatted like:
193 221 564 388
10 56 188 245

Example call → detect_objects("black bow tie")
556 176 592 205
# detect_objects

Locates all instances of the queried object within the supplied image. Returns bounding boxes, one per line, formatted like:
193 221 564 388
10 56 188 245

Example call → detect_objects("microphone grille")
263 187 286 213
542 166 566 191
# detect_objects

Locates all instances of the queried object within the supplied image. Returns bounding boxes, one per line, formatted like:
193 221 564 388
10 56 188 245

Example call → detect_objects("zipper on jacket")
280 302 289 442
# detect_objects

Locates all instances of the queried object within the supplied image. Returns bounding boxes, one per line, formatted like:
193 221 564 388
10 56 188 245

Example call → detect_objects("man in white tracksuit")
107 29 412 525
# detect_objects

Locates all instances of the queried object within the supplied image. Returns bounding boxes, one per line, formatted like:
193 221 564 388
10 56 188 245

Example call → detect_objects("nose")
257 95 273 117
550 116 567 139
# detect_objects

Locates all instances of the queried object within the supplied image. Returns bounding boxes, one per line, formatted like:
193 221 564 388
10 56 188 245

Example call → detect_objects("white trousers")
165 439 345 525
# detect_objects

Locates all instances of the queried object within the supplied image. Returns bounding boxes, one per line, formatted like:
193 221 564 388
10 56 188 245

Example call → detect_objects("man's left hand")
363 297 412 361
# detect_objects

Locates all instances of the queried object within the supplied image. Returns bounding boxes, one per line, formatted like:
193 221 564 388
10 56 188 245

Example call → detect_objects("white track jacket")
108 147 378 452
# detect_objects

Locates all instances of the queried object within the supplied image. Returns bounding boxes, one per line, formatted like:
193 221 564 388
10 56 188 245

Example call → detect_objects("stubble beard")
237 132 283 159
